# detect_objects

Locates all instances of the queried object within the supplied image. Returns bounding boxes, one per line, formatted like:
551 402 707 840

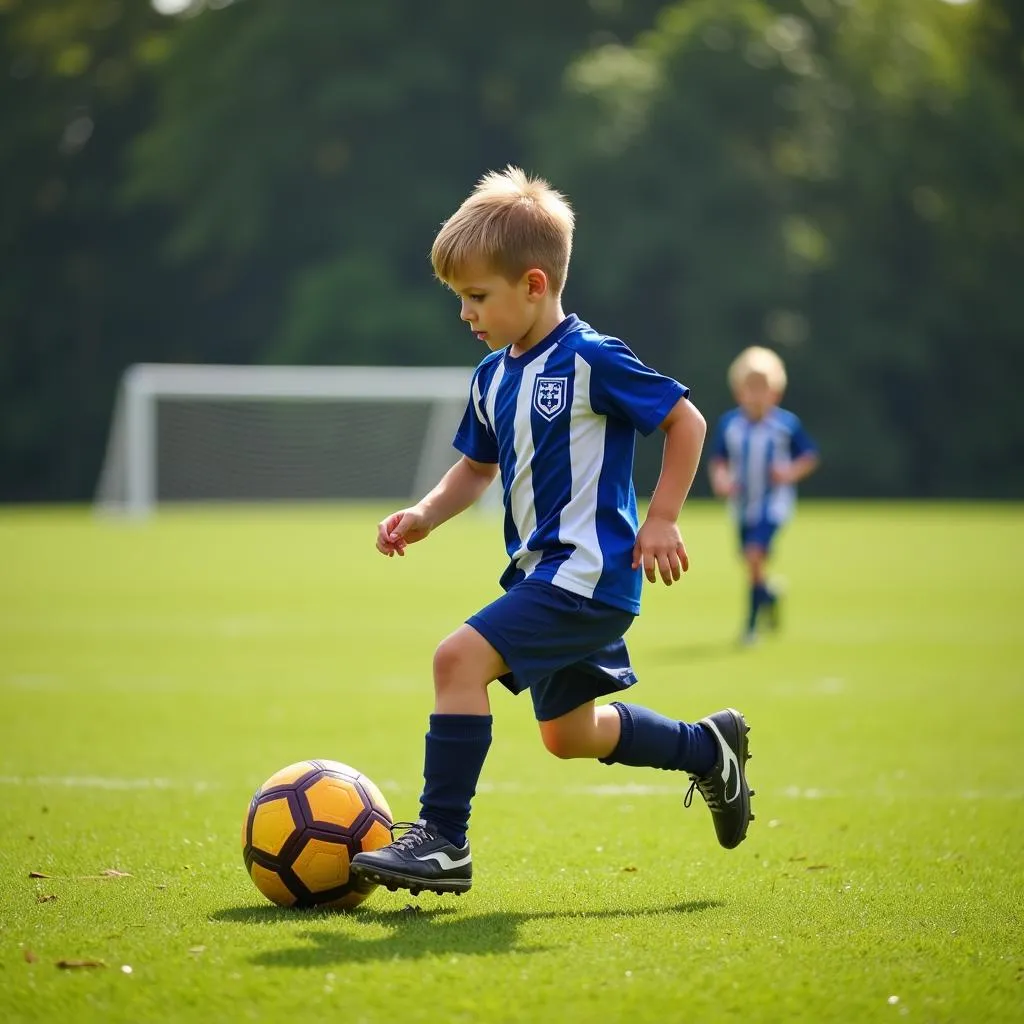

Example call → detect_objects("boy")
708 346 820 645
350 167 753 897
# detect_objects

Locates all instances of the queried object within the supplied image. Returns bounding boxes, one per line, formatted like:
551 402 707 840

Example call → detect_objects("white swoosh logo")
415 850 472 870
704 719 741 803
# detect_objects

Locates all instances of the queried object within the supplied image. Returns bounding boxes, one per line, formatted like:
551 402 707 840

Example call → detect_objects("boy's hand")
710 463 738 498
770 464 795 485
376 508 433 557
632 516 690 585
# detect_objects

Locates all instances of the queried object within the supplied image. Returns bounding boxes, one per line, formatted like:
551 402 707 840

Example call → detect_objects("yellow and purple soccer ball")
242 760 394 910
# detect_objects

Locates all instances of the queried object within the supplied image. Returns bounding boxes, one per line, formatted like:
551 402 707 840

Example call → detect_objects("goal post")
94 363 486 516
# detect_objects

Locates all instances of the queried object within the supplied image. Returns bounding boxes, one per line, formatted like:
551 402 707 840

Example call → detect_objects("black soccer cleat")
685 708 754 849
350 819 472 896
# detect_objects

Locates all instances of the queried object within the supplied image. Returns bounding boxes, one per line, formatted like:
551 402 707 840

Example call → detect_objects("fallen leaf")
100 868 132 878
56 959 106 969
155 884 167 890
806 864 831 871
28 871 52 879
188 946 206 955
36 894 58 904
788 855 807 862
620 866 638 872
23 949 38 964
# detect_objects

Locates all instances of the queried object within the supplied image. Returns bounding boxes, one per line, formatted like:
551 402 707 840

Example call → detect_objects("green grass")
1 502 1022 1023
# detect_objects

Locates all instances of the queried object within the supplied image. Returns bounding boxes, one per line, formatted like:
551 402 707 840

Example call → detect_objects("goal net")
95 363 482 516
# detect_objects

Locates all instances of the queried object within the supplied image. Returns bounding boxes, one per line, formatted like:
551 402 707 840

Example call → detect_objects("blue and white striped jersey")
710 407 818 526
454 314 688 615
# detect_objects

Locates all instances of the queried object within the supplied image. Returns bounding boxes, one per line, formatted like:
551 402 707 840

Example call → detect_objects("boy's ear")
524 268 548 299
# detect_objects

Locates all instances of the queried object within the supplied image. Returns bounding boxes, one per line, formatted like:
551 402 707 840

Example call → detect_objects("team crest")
533 376 567 421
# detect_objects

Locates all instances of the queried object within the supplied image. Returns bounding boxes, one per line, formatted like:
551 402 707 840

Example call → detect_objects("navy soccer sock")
599 702 716 777
748 582 771 631
419 713 492 848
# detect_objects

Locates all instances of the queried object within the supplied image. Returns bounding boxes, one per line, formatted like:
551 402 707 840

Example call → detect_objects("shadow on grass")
644 638 745 663
212 899 724 967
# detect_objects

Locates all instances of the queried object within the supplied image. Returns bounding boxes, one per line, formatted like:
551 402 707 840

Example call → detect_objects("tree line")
2 0 1021 500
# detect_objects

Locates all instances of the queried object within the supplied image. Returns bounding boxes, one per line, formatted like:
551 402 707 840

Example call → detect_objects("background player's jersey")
711 407 817 526
454 314 687 615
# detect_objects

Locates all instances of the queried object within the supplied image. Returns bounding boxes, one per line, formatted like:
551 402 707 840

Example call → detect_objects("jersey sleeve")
588 339 690 436
788 417 818 459
453 367 499 464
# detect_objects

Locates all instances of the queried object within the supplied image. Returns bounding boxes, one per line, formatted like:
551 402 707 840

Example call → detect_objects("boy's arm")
634 396 707 584
377 456 498 557
708 457 735 498
647 396 707 522
772 451 820 486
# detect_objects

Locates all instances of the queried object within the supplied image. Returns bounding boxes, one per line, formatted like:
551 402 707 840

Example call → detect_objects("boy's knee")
539 721 584 760
432 631 490 696
433 634 467 689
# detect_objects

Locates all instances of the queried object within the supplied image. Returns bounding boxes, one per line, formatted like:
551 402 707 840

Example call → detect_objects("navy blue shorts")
466 578 637 722
740 519 780 553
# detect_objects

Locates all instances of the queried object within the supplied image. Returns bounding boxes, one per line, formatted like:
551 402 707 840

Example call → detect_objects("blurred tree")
0 0 192 499
538 0 1024 496
125 0 666 368
1 0 1021 500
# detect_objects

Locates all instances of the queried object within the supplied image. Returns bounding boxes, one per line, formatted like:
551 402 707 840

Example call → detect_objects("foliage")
544 0 1024 495
1 0 1021 498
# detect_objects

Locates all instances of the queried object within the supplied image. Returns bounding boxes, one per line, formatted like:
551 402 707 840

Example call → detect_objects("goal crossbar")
95 363 476 517
120 363 473 401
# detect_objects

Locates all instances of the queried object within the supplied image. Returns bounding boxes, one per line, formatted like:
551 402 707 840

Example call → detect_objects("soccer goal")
94 363 482 516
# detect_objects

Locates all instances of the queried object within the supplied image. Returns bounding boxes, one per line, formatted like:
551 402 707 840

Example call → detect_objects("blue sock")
419 713 492 848
748 583 770 631
598 703 716 776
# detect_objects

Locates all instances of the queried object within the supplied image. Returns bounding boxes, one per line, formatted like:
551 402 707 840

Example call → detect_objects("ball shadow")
211 899 725 967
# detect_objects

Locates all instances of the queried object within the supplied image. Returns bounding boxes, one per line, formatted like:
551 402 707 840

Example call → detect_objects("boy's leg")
743 542 774 640
541 700 754 850
541 701 715 776
350 624 505 895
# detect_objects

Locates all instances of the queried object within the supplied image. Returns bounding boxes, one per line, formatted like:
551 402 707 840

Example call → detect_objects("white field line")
0 775 216 792
0 775 1020 801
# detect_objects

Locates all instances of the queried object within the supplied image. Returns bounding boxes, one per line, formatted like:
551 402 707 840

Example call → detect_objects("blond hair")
431 166 574 295
728 346 788 394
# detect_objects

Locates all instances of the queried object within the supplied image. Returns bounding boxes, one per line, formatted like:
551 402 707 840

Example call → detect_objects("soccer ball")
242 759 394 910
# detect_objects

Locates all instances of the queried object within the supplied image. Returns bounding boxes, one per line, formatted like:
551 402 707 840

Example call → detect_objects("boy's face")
734 373 779 420
447 261 545 353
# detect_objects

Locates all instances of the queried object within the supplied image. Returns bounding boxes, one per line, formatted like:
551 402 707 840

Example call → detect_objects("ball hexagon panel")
361 818 393 854
249 863 297 907
358 776 394 822
291 835 353 894
303 775 366 831
261 760 316 790
250 796 299 857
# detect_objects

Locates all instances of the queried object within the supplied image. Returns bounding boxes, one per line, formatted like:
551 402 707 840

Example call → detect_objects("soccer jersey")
710 407 817 526
454 314 688 615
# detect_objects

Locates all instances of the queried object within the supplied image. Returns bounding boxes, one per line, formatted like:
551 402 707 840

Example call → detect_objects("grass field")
1 502 1022 1023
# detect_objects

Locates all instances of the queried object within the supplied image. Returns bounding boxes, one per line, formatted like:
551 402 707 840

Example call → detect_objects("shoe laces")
385 820 434 852
684 775 723 813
